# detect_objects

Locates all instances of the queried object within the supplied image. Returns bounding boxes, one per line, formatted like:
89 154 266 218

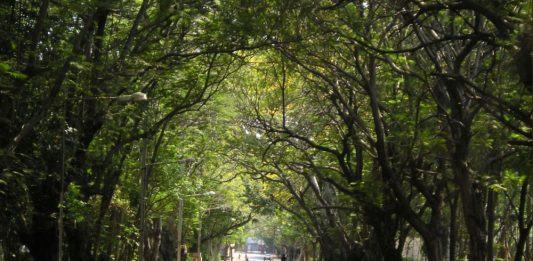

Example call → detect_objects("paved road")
233 251 280 261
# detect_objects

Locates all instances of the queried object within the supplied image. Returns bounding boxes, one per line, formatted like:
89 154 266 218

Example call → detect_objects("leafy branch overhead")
0 1 531 261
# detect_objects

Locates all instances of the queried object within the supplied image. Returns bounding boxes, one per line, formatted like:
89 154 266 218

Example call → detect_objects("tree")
227 1 531 260
0 0 264 260
1 1 531 260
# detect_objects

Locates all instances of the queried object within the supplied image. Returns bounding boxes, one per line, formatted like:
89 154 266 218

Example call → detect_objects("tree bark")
515 178 532 261
446 78 486 261
449 192 459 261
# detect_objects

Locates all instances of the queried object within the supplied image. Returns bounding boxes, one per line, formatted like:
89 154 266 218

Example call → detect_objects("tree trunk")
425 237 446 261
365 209 402 261
486 186 497 261
159 224 176 261
66 224 91 261
453 147 486 261
515 178 532 261
445 78 486 261
145 218 162 261
449 193 459 261
484 141 504 261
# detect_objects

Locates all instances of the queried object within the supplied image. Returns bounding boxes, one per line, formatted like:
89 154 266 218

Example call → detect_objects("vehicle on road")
263 254 272 260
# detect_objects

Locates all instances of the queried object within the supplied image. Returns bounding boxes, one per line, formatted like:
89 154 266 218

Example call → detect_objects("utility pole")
139 135 148 261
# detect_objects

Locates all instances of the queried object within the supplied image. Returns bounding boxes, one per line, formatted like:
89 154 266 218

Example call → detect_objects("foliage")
0 1 531 261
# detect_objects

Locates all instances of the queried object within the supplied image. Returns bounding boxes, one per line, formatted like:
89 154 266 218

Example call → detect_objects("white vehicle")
264 254 272 260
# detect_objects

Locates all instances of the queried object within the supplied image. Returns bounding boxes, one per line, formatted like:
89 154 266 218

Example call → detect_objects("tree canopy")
0 0 531 261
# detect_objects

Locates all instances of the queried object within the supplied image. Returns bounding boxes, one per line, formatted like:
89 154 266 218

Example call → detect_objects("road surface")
233 251 280 261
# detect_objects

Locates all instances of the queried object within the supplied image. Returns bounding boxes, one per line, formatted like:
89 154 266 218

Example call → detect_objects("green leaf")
488 183 506 192
8 71 28 80
0 62 11 72
70 61 87 70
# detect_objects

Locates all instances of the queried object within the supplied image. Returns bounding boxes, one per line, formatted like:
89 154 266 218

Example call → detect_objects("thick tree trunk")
425 237 446 261
515 231 529 261
159 224 176 261
318 235 365 261
453 144 486 261
424 218 447 261
445 78 486 261
448 193 459 261
22 176 60 261
66 224 91 261
28 218 58 261
365 209 402 261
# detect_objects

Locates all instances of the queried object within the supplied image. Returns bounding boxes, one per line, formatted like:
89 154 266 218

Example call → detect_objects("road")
233 251 280 261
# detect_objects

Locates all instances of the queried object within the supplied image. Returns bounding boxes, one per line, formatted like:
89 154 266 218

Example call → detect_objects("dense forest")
0 0 531 261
